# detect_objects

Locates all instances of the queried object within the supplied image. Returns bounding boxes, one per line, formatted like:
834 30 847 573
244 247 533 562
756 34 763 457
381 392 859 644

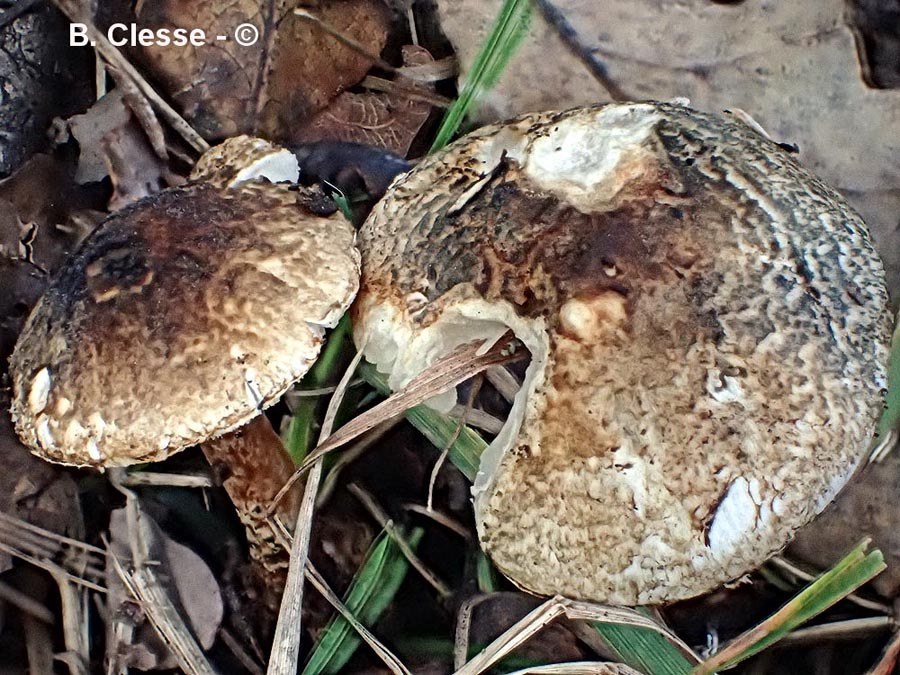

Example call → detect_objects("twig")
49 0 208 153
294 9 392 72
531 0 628 101
0 580 54 623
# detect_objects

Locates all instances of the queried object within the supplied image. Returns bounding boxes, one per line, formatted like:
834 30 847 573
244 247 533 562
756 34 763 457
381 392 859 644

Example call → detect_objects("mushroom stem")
200 416 303 588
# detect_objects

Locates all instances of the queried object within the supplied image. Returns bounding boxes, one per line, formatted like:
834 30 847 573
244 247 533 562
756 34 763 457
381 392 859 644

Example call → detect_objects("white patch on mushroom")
64 419 87 446
706 476 760 560
28 368 51 414
519 105 661 212
55 396 72 416
36 416 54 449
86 439 102 462
244 368 263 408
705 368 745 404
559 293 627 341
87 412 107 434
233 148 299 185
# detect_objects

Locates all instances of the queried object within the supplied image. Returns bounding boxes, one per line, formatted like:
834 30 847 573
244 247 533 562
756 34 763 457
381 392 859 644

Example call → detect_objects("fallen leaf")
0 154 100 361
295 45 435 156
436 0 900 303
0 388 82 575
106 507 223 670
131 0 392 141
66 90 178 209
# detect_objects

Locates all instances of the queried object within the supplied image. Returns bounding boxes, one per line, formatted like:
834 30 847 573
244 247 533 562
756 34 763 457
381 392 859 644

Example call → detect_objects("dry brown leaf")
132 0 391 141
295 44 435 155
436 0 900 302
0 154 101 360
106 507 223 670
67 90 179 209
0 390 82 575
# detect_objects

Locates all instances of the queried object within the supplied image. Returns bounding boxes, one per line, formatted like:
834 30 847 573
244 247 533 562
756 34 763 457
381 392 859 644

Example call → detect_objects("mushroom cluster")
353 101 891 604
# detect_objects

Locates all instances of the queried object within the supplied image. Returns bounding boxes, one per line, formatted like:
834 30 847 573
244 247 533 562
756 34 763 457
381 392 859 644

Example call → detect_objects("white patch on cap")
36 416 55 449
28 368 51 414
706 476 761 560
86 439 102 462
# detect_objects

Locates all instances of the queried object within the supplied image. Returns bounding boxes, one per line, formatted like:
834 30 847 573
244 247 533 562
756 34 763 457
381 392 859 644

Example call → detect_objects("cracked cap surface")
10 180 359 467
354 101 891 604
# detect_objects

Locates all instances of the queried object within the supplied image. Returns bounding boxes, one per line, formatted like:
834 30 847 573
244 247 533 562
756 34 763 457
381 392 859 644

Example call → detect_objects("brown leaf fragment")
132 0 391 141
294 44 435 156
106 507 223 670
0 153 99 361
67 90 179 209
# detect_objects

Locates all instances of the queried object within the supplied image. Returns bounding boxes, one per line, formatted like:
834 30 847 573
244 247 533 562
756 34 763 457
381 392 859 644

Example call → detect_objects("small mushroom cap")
354 102 891 604
10 181 359 467
190 135 300 188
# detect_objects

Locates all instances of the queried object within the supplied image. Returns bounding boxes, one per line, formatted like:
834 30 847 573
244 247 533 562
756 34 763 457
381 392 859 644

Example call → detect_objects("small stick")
294 9 393 73
50 0 208 153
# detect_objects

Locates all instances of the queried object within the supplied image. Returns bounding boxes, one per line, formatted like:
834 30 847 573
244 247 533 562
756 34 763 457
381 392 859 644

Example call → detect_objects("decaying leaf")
66 90 178 209
0 154 101 360
132 0 392 141
295 45 435 156
106 507 223 670
436 0 900 302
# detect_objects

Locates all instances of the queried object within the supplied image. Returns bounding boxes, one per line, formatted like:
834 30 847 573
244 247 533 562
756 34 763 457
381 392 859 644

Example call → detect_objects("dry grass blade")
291 333 522 481
108 477 217 675
108 551 216 675
456 596 699 675
347 482 451 597
0 511 106 591
505 664 642 675
0 580 54 623
428 375 482 511
267 342 367 674
50 0 209 153
403 503 472 539
776 617 893 646
120 471 214 488
455 595 568 675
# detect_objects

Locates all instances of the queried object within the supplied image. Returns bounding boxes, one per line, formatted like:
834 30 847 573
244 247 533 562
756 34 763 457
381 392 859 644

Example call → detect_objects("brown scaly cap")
353 102 891 604
10 181 359 467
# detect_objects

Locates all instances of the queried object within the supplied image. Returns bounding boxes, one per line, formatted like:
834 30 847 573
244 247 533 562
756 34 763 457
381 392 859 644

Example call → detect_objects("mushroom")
353 101 892 605
9 136 360 576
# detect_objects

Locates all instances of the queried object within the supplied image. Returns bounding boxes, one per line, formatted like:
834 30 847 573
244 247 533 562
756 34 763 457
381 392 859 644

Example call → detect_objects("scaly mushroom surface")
353 101 892 604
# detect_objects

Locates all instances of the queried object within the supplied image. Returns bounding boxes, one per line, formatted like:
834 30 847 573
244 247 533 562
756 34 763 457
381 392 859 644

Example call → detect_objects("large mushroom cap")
10 180 359 467
354 102 891 604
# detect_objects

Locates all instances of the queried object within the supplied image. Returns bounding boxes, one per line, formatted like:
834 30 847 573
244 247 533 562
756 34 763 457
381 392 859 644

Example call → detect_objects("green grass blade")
695 540 885 673
284 315 352 464
876 313 900 440
429 0 533 152
595 620 696 675
302 527 425 675
358 361 483 480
